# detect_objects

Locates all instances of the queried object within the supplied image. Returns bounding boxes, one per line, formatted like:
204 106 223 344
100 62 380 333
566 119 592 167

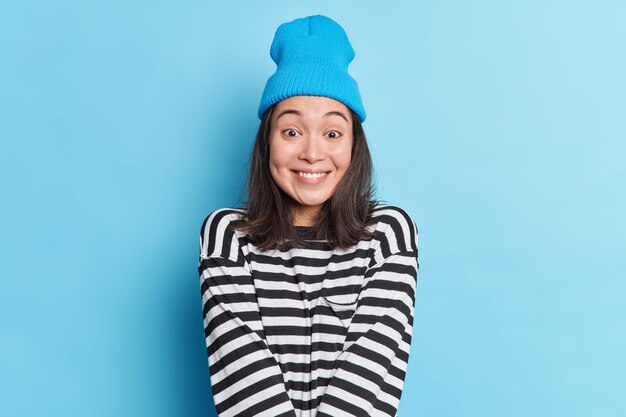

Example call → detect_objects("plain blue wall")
1 1 625 416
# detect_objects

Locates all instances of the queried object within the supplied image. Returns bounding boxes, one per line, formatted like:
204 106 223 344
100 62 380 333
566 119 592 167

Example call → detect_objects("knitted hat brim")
258 67 366 122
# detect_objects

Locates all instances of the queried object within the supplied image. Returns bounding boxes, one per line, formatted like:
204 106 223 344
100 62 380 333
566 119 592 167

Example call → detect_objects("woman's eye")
326 130 342 139
283 129 300 137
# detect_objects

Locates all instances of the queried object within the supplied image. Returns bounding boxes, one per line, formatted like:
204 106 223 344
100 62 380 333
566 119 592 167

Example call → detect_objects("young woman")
198 15 419 417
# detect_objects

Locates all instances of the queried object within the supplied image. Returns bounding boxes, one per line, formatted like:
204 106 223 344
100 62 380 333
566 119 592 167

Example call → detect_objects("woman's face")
269 95 353 226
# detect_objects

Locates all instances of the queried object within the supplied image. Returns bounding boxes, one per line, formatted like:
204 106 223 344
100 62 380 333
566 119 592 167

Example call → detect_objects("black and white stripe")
198 205 419 417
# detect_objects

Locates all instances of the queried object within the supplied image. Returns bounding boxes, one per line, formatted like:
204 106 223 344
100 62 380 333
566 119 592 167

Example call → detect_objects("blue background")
1 1 625 416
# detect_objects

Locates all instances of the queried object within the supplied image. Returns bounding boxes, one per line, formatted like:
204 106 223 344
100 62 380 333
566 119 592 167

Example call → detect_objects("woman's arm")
316 213 419 417
199 210 297 417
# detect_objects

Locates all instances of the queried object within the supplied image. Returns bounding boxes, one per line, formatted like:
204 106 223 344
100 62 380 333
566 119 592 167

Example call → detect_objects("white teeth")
298 171 327 179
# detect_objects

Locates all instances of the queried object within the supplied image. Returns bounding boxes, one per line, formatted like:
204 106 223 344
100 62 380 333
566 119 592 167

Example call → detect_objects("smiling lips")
293 170 330 183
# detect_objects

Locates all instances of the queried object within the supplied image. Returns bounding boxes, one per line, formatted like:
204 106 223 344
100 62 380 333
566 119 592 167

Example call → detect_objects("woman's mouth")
298 171 328 179
292 170 330 182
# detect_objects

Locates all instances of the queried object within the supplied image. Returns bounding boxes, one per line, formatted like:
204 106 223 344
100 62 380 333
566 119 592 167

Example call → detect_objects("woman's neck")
293 204 321 227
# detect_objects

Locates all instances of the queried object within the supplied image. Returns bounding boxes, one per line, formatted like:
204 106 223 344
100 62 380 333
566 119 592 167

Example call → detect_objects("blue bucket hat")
257 15 366 122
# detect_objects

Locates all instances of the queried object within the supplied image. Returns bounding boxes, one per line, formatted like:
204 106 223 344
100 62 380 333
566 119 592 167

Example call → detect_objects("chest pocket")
323 293 359 311
320 281 361 319
320 292 359 331
319 264 366 324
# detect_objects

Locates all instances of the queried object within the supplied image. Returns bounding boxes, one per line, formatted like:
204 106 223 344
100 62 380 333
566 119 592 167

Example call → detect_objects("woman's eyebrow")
275 109 349 123
323 111 349 123
276 109 301 120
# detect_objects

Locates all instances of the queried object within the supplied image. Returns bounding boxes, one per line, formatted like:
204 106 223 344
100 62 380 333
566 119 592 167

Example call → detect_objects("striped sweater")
198 205 419 417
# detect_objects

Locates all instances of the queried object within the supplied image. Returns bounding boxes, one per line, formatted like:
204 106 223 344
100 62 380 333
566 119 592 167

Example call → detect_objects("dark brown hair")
234 104 377 250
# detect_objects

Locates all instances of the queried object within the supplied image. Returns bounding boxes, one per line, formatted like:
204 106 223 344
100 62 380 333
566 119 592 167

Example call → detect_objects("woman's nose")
298 136 325 163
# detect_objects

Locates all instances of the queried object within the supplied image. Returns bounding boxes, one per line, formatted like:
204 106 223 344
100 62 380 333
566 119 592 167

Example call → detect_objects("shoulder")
370 204 418 256
199 208 246 259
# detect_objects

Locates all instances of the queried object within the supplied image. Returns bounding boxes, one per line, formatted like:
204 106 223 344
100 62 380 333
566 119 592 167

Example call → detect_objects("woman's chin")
293 197 328 208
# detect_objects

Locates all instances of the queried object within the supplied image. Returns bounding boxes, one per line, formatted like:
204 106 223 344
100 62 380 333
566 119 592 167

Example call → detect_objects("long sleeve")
199 210 297 417
316 214 418 417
